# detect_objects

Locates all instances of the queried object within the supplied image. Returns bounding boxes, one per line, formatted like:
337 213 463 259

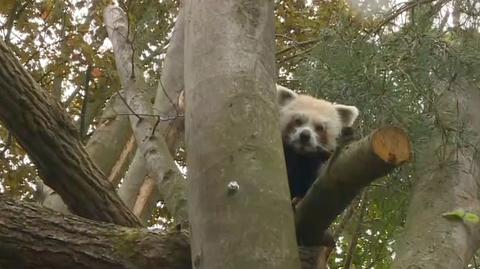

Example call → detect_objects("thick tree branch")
118 150 149 211
0 195 329 269
132 176 157 217
122 8 186 222
0 195 190 269
295 126 412 246
0 40 140 227
391 79 480 269
104 6 188 226
42 93 137 212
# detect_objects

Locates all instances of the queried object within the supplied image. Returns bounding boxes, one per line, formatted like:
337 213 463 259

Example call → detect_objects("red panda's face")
276 85 359 155
282 111 335 154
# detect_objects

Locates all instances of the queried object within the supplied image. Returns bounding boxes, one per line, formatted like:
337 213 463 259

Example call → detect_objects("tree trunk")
0 195 191 269
153 8 185 152
184 1 301 268
104 6 188 226
391 80 480 268
0 40 140 227
118 8 186 222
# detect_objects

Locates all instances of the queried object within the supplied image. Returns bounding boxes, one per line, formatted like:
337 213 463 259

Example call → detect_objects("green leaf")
442 209 480 224
442 209 467 219
463 212 480 224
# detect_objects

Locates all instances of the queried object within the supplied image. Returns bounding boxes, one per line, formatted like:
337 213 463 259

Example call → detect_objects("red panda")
276 84 359 202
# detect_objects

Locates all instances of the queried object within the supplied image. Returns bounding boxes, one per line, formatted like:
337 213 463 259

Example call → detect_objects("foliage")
1 0 480 268
290 0 480 268
0 0 177 198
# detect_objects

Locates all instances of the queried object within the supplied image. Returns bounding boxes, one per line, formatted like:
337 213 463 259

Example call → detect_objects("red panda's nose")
299 130 311 143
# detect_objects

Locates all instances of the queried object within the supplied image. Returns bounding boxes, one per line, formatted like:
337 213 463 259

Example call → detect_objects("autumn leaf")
40 0 54 20
91 67 103 78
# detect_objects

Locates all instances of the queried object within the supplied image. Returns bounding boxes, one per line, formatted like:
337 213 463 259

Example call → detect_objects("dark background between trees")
0 0 480 268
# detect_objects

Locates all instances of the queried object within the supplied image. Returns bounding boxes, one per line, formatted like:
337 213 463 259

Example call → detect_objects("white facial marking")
276 85 356 154
287 118 331 154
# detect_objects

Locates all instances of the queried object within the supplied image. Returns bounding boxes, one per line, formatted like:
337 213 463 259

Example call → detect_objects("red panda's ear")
276 84 297 106
334 104 359 127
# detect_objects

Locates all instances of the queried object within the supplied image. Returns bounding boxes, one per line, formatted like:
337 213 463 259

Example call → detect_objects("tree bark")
132 176 158 220
104 6 188 226
118 151 149 210
0 40 140 227
184 1 301 268
153 8 185 152
119 8 186 222
85 93 136 184
391 80 480 269
43 93 136 212
0 195 191 269
295 127 411 246
0 195 336 269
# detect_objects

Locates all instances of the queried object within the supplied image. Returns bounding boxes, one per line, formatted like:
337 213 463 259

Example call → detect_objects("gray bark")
184 1 301 268
153 8 185 147
391 80 480 268
118 151 149 210
87 93 136 182
118 9 186 222
104 6 188 226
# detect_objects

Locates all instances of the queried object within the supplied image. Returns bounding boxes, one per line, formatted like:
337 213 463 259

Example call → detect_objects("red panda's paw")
291 197 303 210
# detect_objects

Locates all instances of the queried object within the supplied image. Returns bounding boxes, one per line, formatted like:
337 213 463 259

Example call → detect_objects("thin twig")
100 113 183 121
278 46 314 63
114 88 141 120
158 79 181 115
79 65 92 141
3 0 32 44
276 38 320 56
343 191 368 269
151 116 161 137
364 0 441 38
114 5 141 120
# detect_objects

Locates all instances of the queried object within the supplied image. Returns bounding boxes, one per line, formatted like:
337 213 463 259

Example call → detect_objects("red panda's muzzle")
285 127 333 159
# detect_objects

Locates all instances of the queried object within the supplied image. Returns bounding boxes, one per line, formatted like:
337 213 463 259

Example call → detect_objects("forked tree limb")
104 5 188 226
0 40 140 227
120 7 186 222
42 93 137 212
0 195 325 269
0 195 191 269
295 126 412 246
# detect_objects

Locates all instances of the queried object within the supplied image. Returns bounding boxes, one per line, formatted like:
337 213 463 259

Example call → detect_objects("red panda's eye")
294 118 303 126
